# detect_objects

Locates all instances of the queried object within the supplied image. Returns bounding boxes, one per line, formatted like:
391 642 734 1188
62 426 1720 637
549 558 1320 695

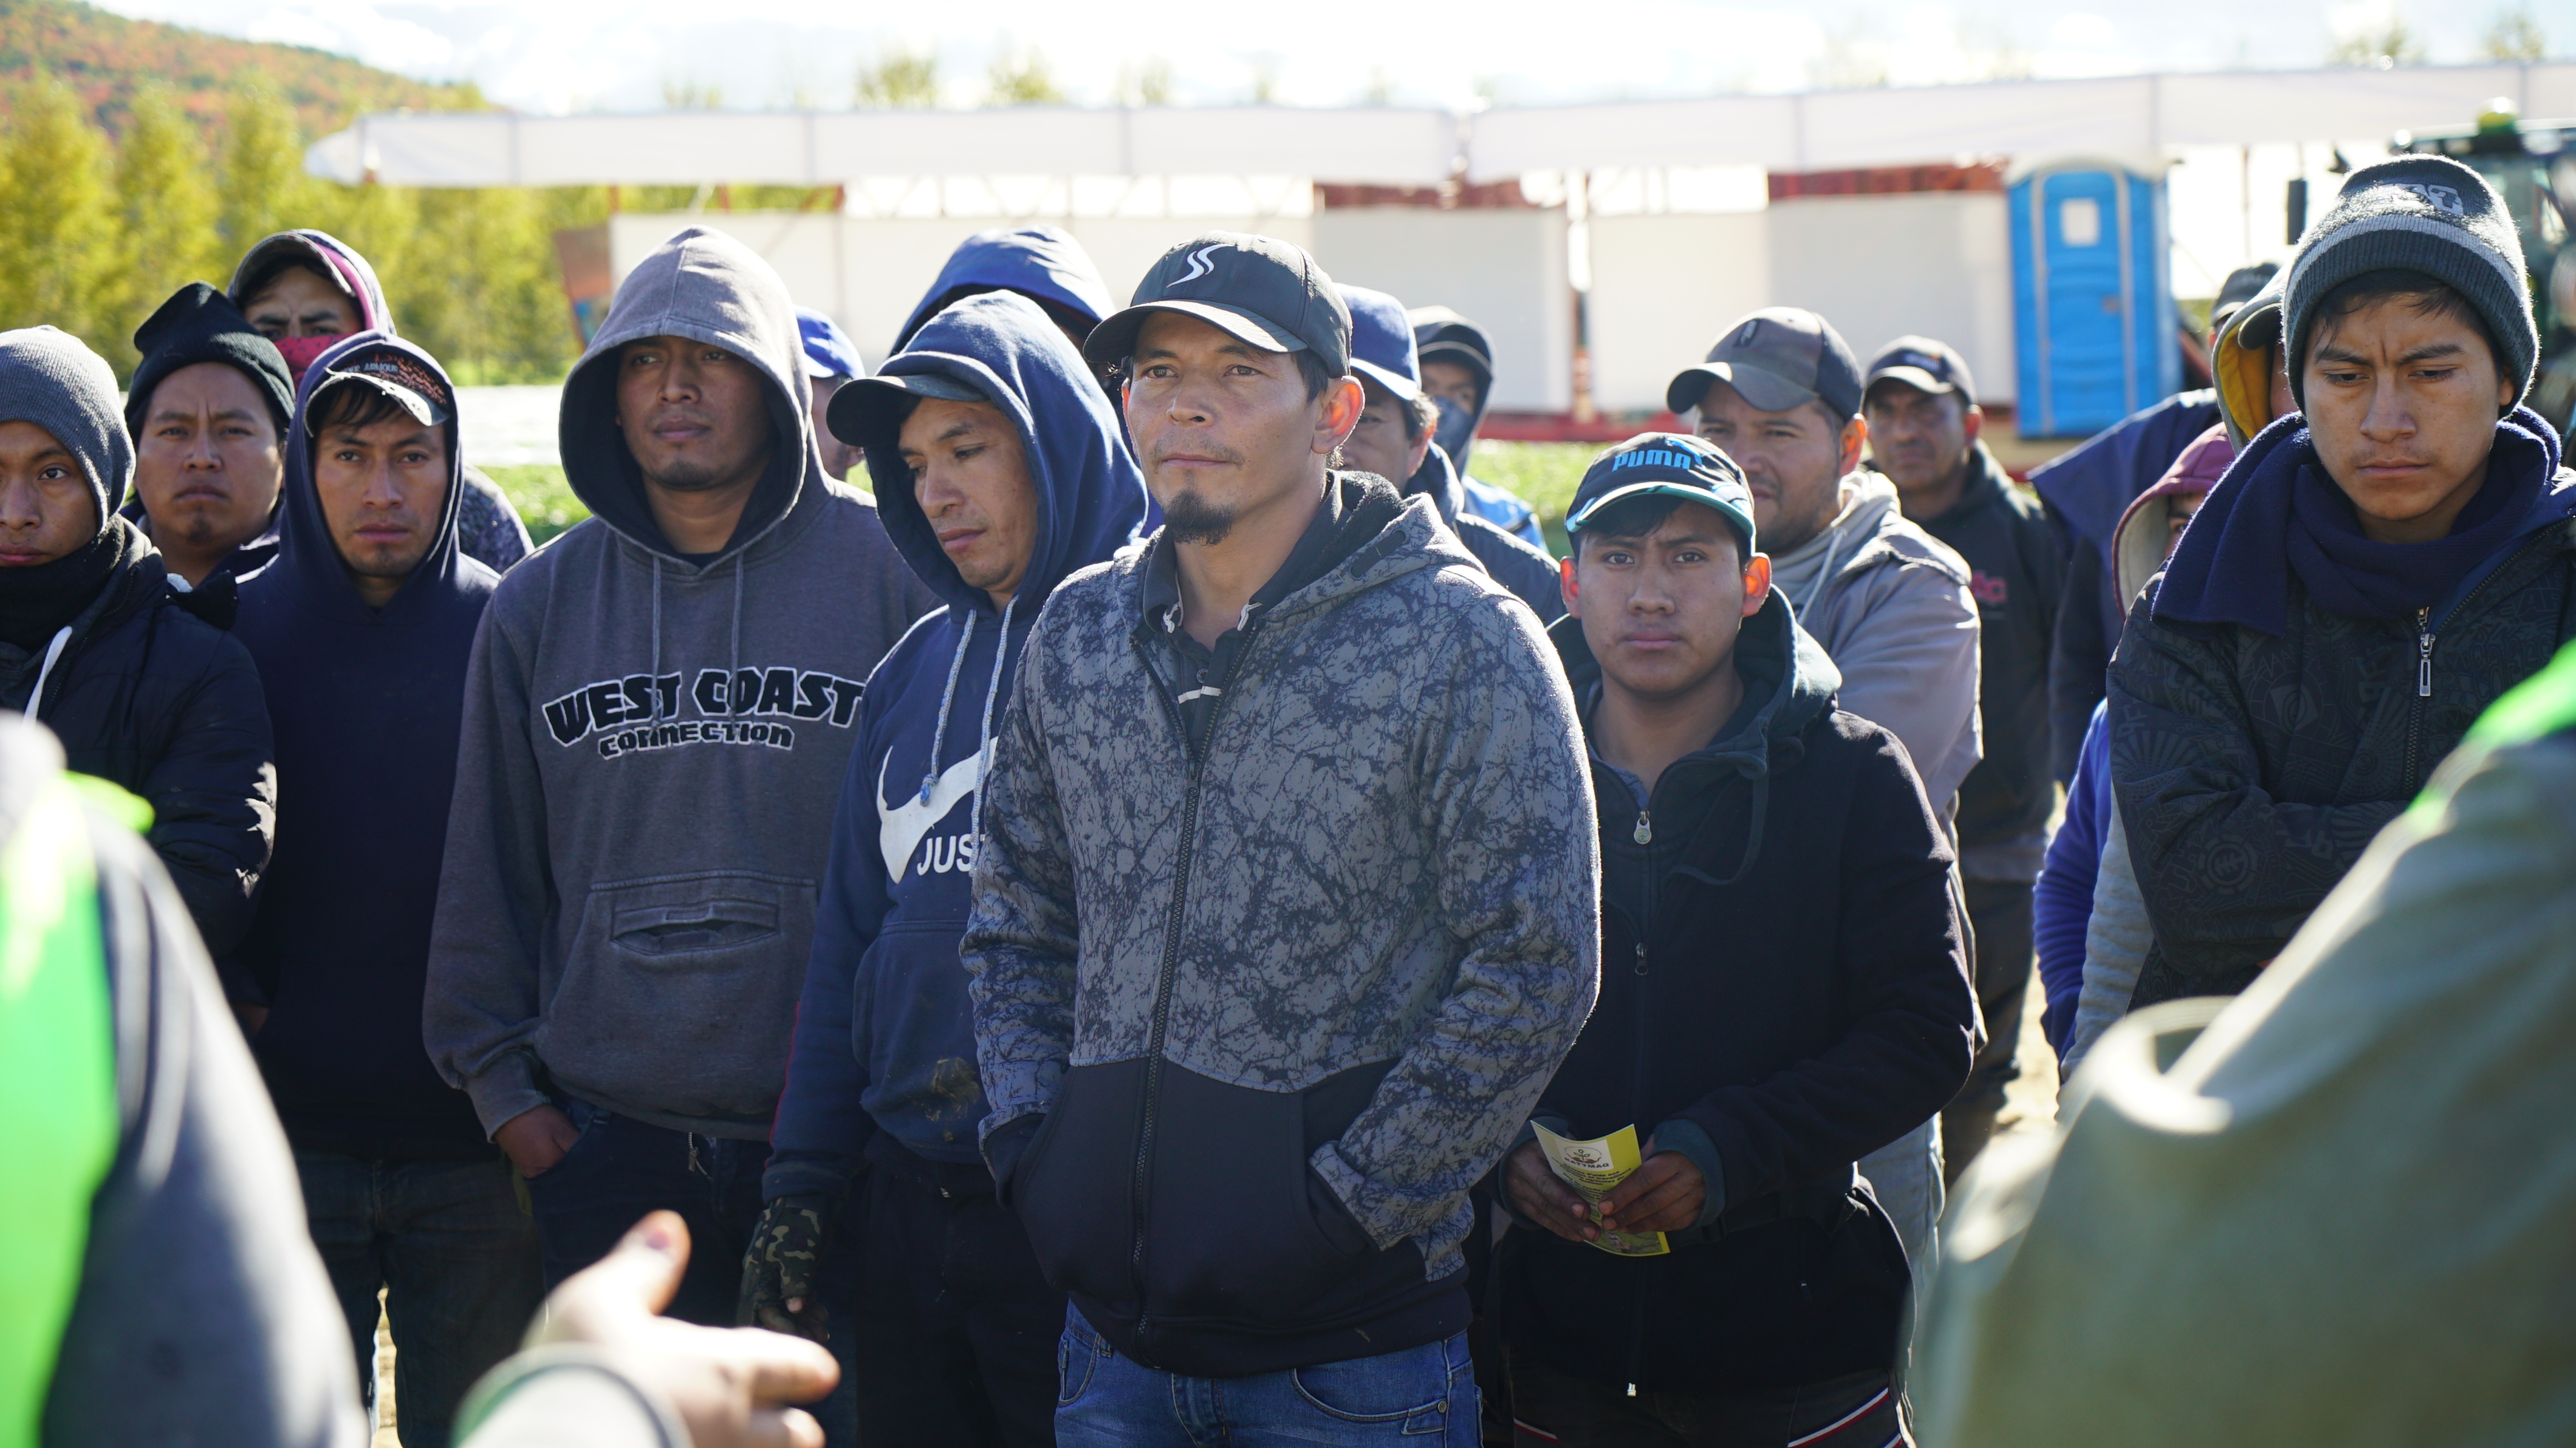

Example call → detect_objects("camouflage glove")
737 1194 832 1340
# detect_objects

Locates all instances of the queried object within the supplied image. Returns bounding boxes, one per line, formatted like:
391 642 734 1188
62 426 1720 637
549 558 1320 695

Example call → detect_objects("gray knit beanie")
2283 154 2534 408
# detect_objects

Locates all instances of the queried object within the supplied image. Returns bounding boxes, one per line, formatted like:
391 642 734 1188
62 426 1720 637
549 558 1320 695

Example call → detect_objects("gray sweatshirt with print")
426 227 936 1141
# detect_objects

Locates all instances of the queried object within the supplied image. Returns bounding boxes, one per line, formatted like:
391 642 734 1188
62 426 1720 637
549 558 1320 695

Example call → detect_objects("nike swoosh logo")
878 748 983 884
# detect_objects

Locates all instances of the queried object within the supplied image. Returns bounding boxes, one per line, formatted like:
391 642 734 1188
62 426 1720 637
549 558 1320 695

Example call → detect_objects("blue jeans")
295 1149 546 1448
1053 1306 1479 1446
522 1096 769 1327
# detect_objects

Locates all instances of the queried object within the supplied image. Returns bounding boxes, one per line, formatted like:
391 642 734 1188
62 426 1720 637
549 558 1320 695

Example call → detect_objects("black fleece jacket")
1503 595 1974 1395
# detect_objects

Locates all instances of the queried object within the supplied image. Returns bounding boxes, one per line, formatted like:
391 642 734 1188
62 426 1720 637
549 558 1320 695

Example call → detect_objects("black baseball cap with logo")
1081 231 1351 378
1667 307 1865 421
304 340 454 432
1862 335 1977 408
1564 432 1758 556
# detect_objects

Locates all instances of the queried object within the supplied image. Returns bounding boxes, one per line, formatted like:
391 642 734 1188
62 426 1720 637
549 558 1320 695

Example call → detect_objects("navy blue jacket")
236 333 499 1155
891 225 1115 355
767 292 1146 1193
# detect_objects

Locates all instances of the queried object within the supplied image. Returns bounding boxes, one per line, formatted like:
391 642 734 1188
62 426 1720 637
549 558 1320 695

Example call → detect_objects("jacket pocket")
1012 1058 1146 1317
1136 1060 1411 1328
539 871 816 1119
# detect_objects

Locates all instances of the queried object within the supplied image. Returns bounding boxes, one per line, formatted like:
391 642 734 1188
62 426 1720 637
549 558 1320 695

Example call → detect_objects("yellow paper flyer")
1531 1122 1669 1257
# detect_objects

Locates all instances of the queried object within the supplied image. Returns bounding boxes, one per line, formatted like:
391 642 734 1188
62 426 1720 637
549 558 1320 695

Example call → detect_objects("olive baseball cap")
1667 307 1864 421
1564 432 1757 555
1083 231 1351 377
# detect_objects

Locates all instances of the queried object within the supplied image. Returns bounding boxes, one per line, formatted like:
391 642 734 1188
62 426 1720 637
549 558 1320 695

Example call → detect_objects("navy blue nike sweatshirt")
890 224 1115 354
766 291 1146 1194
236 332 499 1155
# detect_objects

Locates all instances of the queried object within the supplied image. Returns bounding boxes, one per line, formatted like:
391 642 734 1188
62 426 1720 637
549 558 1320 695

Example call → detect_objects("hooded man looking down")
749 290 1149 1448
426 227 939 1327
232 335 539 1447
1672 307 1978 1265
1338 284 1562 621
1499 435 1971 1447
0 326 275 958
2110 154 2576 1011
230 229 533 573
124 283 298 589
962 232 1599 1447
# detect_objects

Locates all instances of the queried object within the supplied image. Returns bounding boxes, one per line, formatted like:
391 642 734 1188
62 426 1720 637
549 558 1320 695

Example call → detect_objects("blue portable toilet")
2010 159 2180 437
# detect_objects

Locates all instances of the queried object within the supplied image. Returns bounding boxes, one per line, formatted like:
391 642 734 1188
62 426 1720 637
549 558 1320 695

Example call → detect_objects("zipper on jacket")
1621 785 1662 1396
2400 532 2549 791
1123 627 1255 1345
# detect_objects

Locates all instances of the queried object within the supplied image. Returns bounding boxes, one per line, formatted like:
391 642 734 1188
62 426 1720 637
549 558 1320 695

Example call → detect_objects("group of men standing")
8 143 2566 1448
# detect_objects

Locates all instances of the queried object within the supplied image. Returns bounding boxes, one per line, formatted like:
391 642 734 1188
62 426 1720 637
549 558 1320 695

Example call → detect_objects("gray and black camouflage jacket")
963 476 1600 1377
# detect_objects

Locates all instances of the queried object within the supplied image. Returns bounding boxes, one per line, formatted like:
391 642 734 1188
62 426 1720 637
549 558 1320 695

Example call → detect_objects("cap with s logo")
1082 231 1351 378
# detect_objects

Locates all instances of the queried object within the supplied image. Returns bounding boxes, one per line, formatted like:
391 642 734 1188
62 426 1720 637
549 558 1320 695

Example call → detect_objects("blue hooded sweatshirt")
235 332 500 1154
890 225 1115 355
767 291 1146 1192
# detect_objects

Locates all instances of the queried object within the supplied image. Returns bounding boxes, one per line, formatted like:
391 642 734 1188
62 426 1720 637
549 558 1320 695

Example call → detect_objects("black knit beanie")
126 282 297 444
2283 154 2535 408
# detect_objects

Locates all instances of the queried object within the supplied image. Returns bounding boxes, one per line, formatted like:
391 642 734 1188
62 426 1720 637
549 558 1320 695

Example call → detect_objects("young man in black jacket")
0 325 274 959
1862 337 2063 1180
1501 433 1973 1447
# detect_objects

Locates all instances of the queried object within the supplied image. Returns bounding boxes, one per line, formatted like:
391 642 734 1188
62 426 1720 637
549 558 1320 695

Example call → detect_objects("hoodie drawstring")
967 596 1018 850
1708 773 1770 888
921 611 977 804
24 625 70 720
729 554 745 723
649 556 663 712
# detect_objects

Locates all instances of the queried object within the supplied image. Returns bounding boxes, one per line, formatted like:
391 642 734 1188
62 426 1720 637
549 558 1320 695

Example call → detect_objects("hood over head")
126 282 298 447
273 330 474 623
836 290 1146 618
228 230 396 384
0 326 128 541
2113 423 2234 609
894 225 1115 355
2212 268 2289 447
1410 304 1495 468
559 225 821 569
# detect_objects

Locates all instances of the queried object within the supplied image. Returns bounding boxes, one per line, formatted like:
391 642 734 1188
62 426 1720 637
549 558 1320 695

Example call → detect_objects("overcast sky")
94 0 2572 115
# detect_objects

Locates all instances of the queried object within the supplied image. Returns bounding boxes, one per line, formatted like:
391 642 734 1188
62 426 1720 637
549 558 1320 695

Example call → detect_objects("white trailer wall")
1309 208 1573 414
1584 192 2015 413
608 213 1316 369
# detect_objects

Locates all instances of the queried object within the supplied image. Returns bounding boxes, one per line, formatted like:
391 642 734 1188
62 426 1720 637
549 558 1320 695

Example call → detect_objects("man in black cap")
1670 307 1977 1268
125 284 299 589
1863 336 2062 1181
1498 432 1970 1447
962 231 1599 1447
1340 284 1561 621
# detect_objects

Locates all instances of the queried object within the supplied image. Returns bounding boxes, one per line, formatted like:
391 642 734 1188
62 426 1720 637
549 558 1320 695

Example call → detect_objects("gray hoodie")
1769 470 1983 814
427 227 937 1141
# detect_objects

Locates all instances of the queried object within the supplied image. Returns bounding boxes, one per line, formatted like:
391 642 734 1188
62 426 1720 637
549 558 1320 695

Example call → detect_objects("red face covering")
273 333 340 383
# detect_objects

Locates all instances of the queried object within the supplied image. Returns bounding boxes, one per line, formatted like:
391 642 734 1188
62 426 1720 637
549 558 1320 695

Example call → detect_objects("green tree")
108 84 224 365
2327 6 2427 66
1116 57 1175 106
218 84 316 259
2483 4 2547 60
985 46 1063 106
857 47 940 108
0 76 119 354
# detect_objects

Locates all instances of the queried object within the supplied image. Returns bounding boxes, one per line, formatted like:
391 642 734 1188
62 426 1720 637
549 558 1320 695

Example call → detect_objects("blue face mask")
1430 394 1477 468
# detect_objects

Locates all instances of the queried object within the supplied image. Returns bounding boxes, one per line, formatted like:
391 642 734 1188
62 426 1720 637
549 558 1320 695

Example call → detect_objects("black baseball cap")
1667 307 1864 421
304 341 453 432
1564 432 1758 555
1863 335 1977 407
1082 231 1351 378
824 366 987 446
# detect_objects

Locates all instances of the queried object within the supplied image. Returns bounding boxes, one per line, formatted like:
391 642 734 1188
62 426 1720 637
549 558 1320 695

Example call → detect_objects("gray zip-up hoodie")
427 226 937 1141
964 476 1600 1376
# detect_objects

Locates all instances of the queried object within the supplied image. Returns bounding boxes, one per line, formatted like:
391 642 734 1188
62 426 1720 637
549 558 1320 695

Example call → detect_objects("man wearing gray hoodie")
426 227 937 1326
1672 307 1980 1271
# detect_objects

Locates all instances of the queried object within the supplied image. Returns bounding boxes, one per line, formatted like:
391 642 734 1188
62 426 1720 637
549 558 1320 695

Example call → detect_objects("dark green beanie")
2283 154 2535 408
